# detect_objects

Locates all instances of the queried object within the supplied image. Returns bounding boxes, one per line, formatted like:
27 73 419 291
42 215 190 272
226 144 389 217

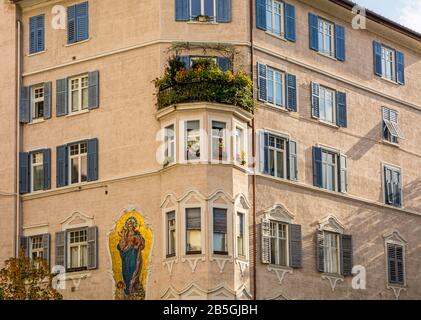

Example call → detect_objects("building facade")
1 0 421 300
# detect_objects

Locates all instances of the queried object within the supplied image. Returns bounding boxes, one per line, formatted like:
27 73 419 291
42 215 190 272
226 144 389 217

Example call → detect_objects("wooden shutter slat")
261 218 271 264
289 224 302 268
87 226 98 270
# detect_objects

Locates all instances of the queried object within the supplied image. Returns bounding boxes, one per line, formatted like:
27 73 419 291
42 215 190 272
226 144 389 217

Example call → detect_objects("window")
387 243 405 285
186 208 201 254
373 42 405 84
164 124 175 164
322 150 337 192
185 120 201 161
68 228 88 270
237 212 245 257
67 2 89 44
211 121 227 161
190 0 216 20
384 165 402 207
266 0 284 37
69 142 88 184
166 211 176 257
190 56 217 67
29 15 45 54
267 68 284 108
31 152 44 192
311 83 347 127
318 19 334 57
382 107 403 144
313 147 347 193
176 0 231 23
213 208 228 255
30 236 44 264
319 86 335 123
31 86 44 120
322 231 340 274
69 75 89 113
235 127 245 164
268 134 286 179
270 221 288 266
381 46 396 82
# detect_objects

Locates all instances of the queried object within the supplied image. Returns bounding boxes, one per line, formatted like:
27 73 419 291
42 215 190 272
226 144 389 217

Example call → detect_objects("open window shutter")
217 57 232 72
334 24 345 61
216 0 231 23
29 17 36 54
19 236 29 257
396 51 405 85
396 245 404 284
76 2 89 42
20 86 30 123
312 147 323 188
284 3 296 42
258 63 267 102
177 55 191 70
42 233 51 269
256 0 267 31
286 74 297 112
261 217 271 264
373 41 382 76
87 138 99 182
56 78 68 117
336 91 347 128
88 71 100 109
287 139 298 181
87 226 98 270
56 145 68 188
55 231 66 269
338 154 347 193
316 230 324 272
67 5 76 44
393 170 402 207
19 152 30 194
43 82 52 119
36 15 45 52
384 167 393 205
340 234 353 276
43 149 51 190
175 0 190 21
289 224 302 268
309 13 319 51
311 82 320 118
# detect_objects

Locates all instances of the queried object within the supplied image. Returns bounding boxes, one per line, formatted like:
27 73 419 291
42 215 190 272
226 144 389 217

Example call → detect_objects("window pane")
81 245 88 267
33 164 44 191
70 247 78 268
81 154 88 182
82 88 89 109
235 128 244 163
71 158 79 184
72 90 79 112
212 121 226 161
186 121 200 160
165 125 175 162
186 230 201 253
276 150 284 178
213 233 227 253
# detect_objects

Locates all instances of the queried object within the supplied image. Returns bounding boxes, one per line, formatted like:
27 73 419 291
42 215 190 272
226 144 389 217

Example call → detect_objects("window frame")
212 208 228 255
318 85 336 124
269 220 289 267
236 211 246 258
321 230 341 275
382 163 403 208
381 45 396 82
184 119 202 162
68 74 89 114
321 148 338 192
31 85 45 120
66 227 88 271
29 235 44 266
267 133 287 179
190 0 217 22
384 231 407 288
166 210 177 258
234 125 246 165
30 151 44 192
185 207 202 255
265 0 285 38
318 18 335 58
211 120 228 162
382 107 401 145
68 141 88 185
266 67 286 109
164 123 176 165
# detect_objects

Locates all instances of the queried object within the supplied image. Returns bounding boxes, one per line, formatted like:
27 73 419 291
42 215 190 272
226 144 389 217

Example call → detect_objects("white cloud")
398 0 421 33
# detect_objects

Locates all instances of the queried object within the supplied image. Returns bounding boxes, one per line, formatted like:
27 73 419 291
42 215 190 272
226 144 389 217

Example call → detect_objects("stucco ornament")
109 211 153 300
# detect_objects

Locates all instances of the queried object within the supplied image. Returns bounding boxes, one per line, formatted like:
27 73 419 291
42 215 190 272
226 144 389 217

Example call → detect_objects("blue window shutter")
373 41 382 76
396 51 405 85
217 57 231 72
286 73 297 112
309 13 319 51
256 0 266 31
29 16 36 54
287 139 298 181
258 63 267 102
76 2 89 42
336 91 347 127
20 86 30 123
19 236 29 257
55 231 66 270
43 82 52 119
36 15 45 52
311 82 320 118
335 24 345 61
312 147 323 188
56 78 68 117
284 3 296 42
175 0 190 21
341 234 353 276
216 0 231 23
88 71 100 109
67 5 76 44
87 138 99 182
43 149 51 190
87 226 99 270
41 233 51 269
19 152 30 194
56 145 68 188
289 224 302 268
177 56 191 69
316 230 325 272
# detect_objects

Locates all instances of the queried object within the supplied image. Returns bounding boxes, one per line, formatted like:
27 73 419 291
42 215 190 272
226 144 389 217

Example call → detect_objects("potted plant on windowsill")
240 150 247 166
196 15 211 22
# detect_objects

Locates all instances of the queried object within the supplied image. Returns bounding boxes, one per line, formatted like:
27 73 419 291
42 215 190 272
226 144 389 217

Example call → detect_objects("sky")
355 0 421 33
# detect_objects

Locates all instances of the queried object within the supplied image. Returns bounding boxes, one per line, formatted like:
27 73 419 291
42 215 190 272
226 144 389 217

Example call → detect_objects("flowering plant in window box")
194 15 213 22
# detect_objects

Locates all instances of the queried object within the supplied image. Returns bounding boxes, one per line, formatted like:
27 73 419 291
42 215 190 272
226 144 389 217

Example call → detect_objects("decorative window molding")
210 256 233 273
61 211 94 231
321 273 344 292
267 265 293 286
181 256 206 273
318 215 345 234
263 203 295 224
384 230 407 292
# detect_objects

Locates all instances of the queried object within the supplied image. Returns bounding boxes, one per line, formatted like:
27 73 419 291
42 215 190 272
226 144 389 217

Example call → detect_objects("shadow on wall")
403 178 421 211
346 123 381 161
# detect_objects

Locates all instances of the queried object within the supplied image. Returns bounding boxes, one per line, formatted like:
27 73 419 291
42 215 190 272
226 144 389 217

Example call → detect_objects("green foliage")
155 57 255 112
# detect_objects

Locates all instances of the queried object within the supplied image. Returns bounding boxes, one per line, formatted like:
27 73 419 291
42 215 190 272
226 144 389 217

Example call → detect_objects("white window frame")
67 228 88 270
211 120 228 162
266 67 285 109
268 133 287 179
322 230 341 274
318 18 335 57
236 211 246 258
164 123 176 165
185 207 203 255
31 85 44 120
269 220 289 266
382 162 403 208
183 119 202 162
190 0 217 21
212 207 229 255
266 0 285 37
31 151 44 192
319 85 336 124
68 74 89 114
69 142 88 185
234 125 246 165
321 148 338 192
29 235 44 263
381 45 396 82
166 210 177 258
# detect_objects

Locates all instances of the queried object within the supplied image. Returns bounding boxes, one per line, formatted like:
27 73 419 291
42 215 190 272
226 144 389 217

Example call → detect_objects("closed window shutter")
43 149 51 190
217 57 232 72
216 0 231 23
42 233 51 269
256 0 267 31
287 139 298 181
56 78 68 117
387 243 404 284
175 0 190 21
395 245 405 284
309 13 319 51
87 226 98 270
87 138 99 182
76 2 89 42
19 152 30 194
311 82 320 118
43 82 52 119
284 3 296 42
56 145 69 188
88 71 100 109
338 154 347 193
19 236 29 257
258 63 267 102
312 147 323 188
396 51 405 85
67 5 76 44
29 17 36 54
261 217 271 264
334 24 345 61
316 230 325 272
20 86 31 123
340 234 353 276
213 208 227 233
373 41 382 76
286 73 297 112
336 91 347 127
55 231 67 269
36 15 45 52
289 224 302 268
